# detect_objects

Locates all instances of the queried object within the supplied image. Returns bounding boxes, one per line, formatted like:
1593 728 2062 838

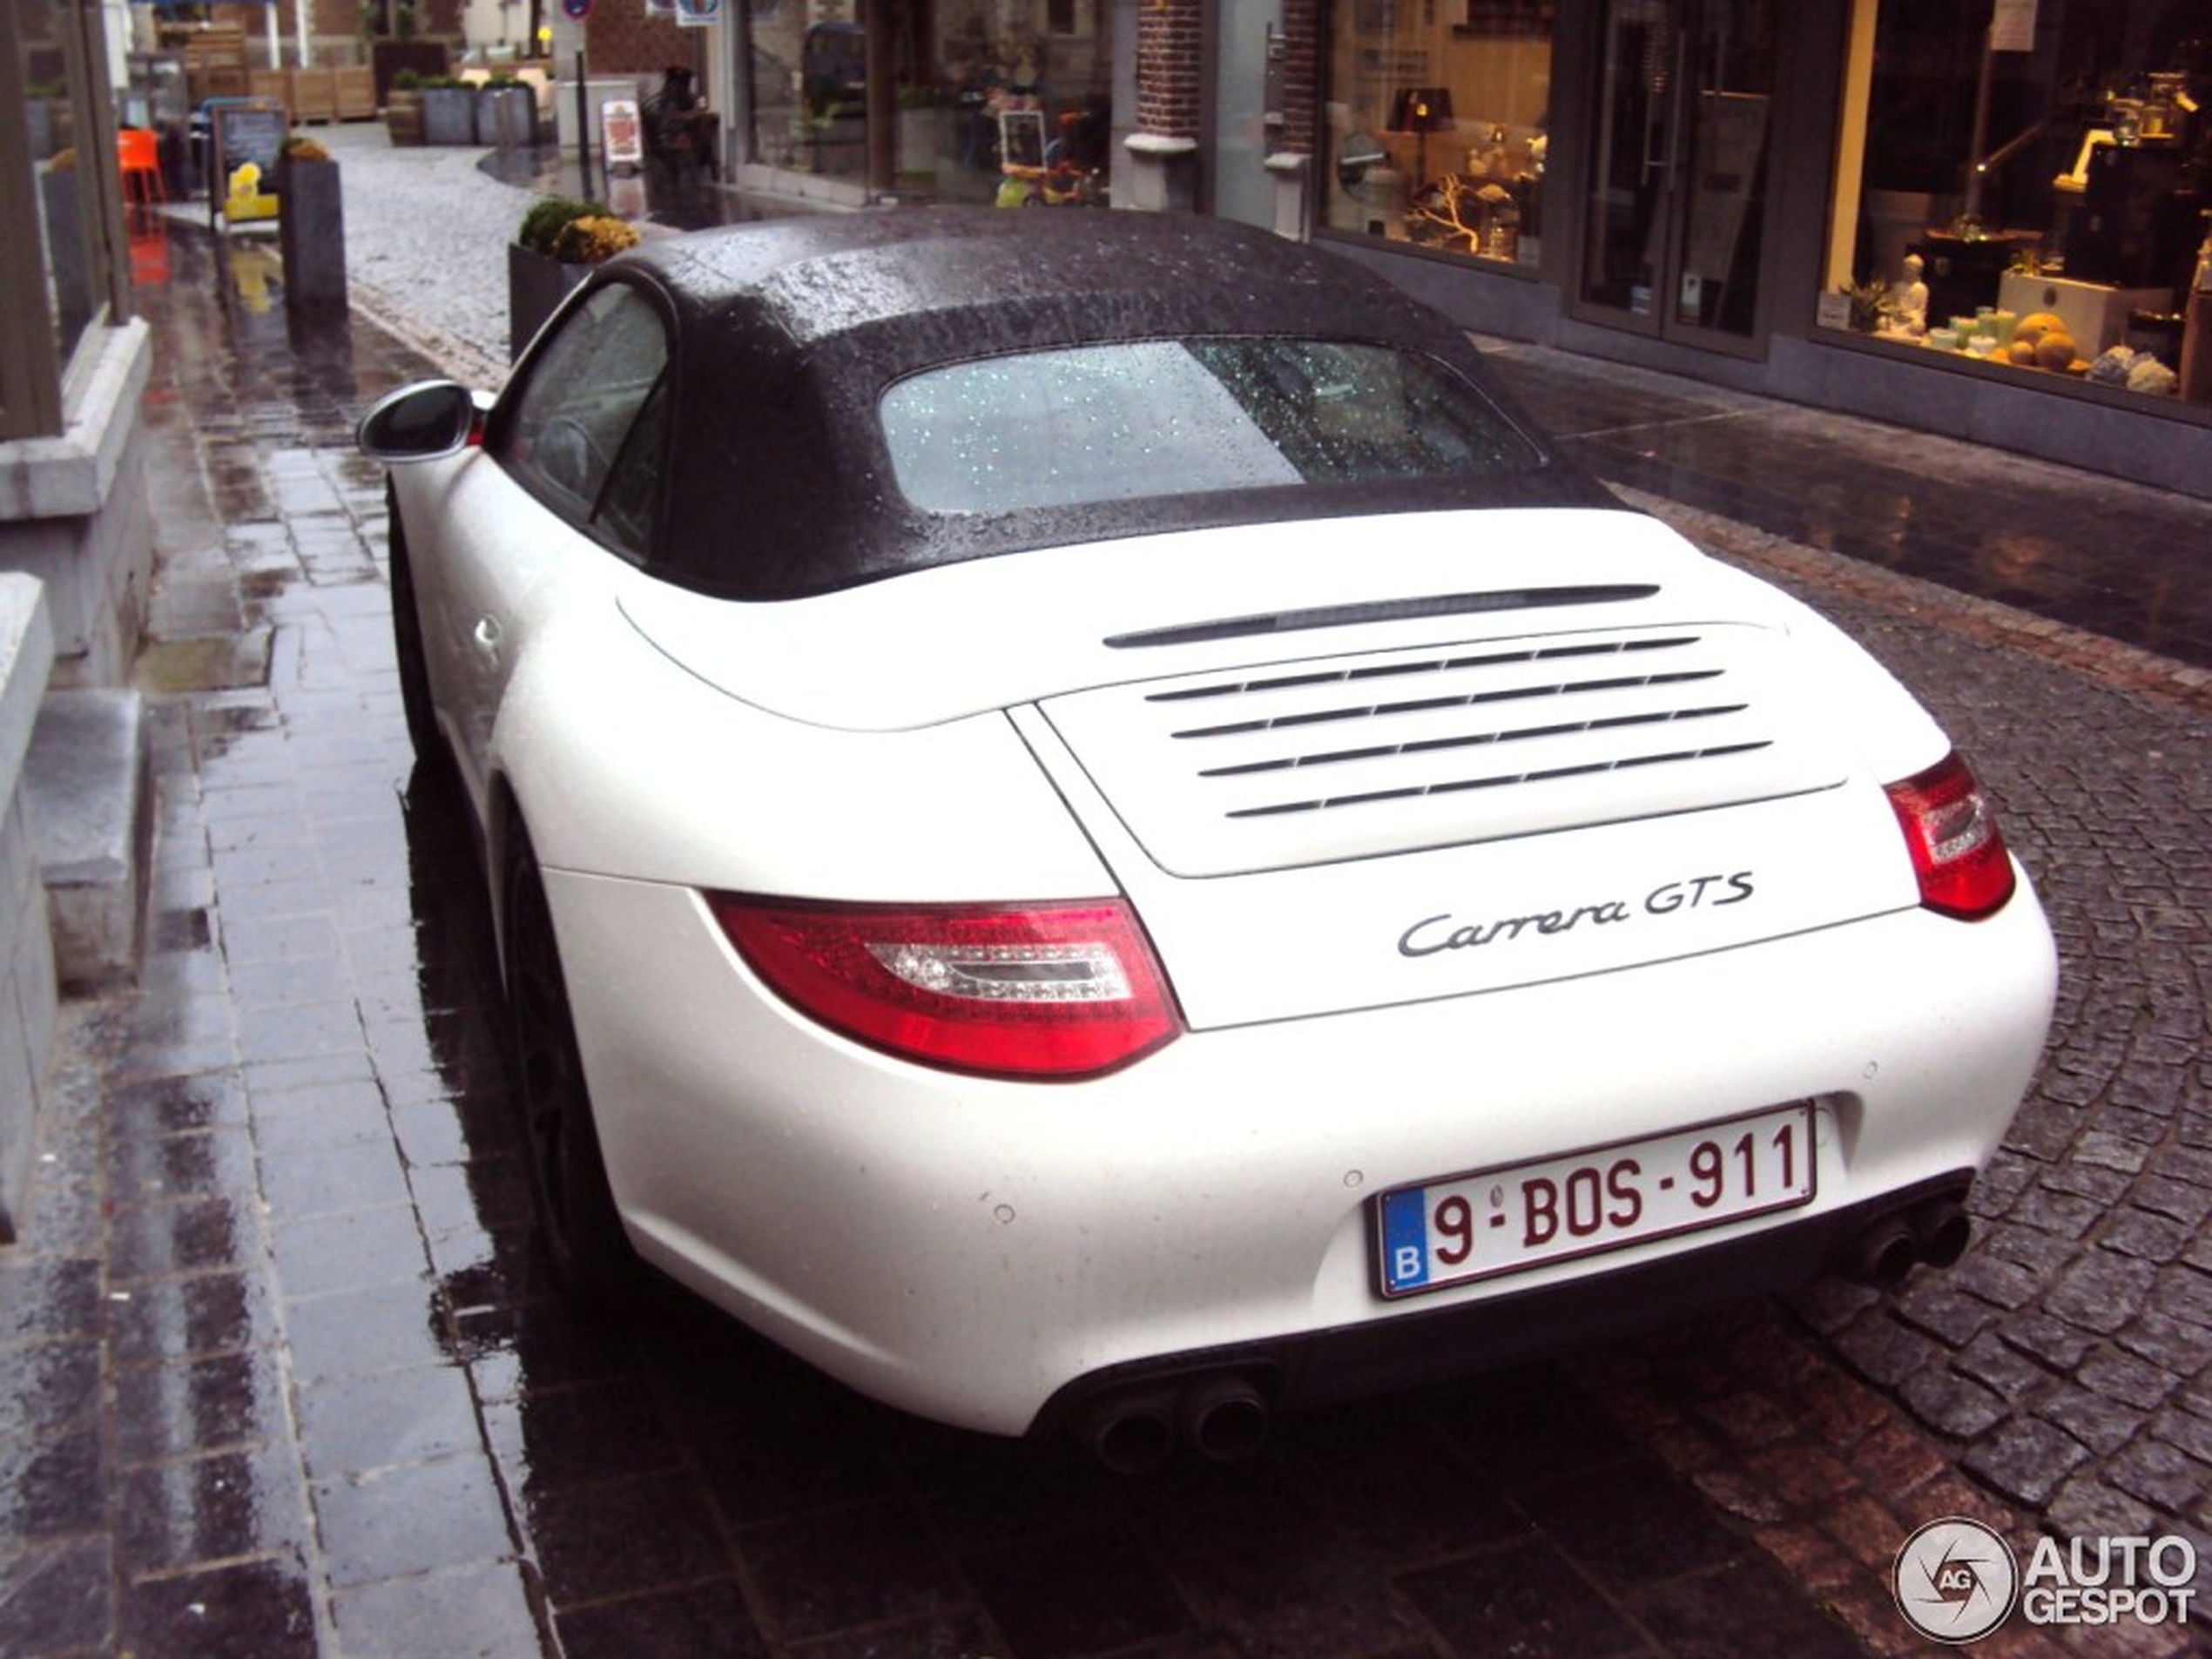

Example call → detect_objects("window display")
1825 0 2210 403
742 0 1114 206
19 0 111 388
1324 2 1552 268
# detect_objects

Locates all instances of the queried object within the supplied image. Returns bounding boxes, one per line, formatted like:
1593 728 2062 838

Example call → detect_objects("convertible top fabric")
518 209 1622 599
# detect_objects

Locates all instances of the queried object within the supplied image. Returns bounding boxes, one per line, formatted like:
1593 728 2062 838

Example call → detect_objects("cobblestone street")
2 129 2210 1658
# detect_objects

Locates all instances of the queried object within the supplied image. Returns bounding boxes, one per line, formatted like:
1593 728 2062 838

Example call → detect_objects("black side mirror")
358 381 481 462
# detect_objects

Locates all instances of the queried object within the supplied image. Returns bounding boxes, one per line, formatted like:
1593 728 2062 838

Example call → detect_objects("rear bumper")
550 864 2055 1439
1028 1170 1971 1439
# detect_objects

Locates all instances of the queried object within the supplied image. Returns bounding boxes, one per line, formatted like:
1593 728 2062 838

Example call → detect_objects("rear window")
878 339 1541 516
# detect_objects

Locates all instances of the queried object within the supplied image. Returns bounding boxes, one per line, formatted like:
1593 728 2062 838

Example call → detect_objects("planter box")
477 85 536 148
278 158 347 310
372 40 448 107
335 66 377 120
421 85 476 145
384 88 423 146
248 67 290 118
290 67 338 124
509 243 590 360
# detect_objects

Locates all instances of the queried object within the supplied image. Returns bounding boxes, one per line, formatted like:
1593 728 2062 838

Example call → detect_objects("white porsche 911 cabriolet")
360 207 2056 1471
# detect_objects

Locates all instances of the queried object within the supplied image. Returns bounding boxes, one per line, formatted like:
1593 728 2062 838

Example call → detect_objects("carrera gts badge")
1398 873 1755 957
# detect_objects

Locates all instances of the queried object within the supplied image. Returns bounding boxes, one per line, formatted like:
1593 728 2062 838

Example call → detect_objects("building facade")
2 0 154 1234
708 0 2209 500
1271 0 2212 500
3 0 153 692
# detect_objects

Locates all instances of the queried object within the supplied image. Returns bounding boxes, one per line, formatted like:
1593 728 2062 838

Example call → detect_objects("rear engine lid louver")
1039 626 1844 878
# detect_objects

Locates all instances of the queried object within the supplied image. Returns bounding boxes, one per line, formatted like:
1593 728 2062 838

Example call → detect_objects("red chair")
118 127 165 213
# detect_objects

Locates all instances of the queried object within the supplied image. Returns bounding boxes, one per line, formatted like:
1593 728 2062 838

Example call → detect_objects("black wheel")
504 832 637 1298
387 486 442 764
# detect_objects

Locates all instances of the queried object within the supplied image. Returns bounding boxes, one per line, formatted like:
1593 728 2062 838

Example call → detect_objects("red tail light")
1884 752 2017 921
708 895 1183 1080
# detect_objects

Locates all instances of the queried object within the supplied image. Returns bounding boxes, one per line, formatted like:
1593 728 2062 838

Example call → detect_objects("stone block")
0 575 57 1244
24 688 145 990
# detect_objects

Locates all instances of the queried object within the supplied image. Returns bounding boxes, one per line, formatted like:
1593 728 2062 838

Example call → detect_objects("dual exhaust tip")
1842 1194 1973 1290
1076 1195 1973 1470
1076 1372 1271 1475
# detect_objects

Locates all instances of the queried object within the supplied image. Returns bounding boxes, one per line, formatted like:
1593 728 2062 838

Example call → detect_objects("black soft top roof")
548 209 1620 598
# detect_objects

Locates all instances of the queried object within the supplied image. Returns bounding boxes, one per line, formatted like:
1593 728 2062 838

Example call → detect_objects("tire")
503 830 637 1299
387 486 442 765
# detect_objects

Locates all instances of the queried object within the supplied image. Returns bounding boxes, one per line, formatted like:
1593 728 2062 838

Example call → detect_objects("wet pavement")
2 132 2210 1658
1485 347 2212 678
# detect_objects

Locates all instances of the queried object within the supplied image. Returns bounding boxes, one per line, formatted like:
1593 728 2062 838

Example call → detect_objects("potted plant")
277 136 347 311
369 10 446 105
509 197 640 358
476 73 536 148
385 69 425 145
421 74 477 145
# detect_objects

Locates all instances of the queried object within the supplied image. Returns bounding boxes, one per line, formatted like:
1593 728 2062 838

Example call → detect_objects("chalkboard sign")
212 100 287 226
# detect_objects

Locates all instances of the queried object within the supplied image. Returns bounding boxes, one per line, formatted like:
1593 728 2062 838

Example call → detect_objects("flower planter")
384 87 423 146
509 243 590 360
421 85 476 145
372 40 448 107
278 158 347 311
477 85 536 148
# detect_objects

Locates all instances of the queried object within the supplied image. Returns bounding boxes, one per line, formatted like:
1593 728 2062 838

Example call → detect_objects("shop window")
1324 1 1553 268
1824 0 2212 406
4 0 130 440
742 3 1116 206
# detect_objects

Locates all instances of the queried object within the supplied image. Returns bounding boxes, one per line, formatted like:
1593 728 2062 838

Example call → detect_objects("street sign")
561 0 591 18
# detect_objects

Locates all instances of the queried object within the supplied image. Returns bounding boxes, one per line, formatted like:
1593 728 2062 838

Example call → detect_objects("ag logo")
1893 1517 2020 1643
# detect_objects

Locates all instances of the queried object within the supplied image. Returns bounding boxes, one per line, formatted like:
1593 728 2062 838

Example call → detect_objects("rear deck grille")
1041 626 1828 876
1158 635 1773 818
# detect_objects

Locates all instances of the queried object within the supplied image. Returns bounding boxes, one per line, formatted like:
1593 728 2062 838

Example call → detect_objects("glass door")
1211 3 1284 229
1578 0 1778 345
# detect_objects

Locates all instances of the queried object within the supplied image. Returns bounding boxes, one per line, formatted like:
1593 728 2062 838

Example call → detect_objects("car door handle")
472 617 502 665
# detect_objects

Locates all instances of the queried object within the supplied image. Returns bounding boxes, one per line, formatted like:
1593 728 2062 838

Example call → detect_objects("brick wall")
1279 0 1316 157
1134 0 1201 139
585 7 702 78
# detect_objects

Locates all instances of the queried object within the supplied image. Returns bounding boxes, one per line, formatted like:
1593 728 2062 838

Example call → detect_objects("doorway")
1575 0 1779 347
1210 2 1283 229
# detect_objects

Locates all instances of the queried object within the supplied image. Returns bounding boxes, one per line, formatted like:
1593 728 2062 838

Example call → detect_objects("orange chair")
118 127 165 213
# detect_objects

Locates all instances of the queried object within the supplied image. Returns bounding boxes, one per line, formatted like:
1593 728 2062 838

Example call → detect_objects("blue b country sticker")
1379 1188 1429 1291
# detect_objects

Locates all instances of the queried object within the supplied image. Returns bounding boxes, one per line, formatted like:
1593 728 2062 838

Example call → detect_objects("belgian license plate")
1375 1103 1817 1298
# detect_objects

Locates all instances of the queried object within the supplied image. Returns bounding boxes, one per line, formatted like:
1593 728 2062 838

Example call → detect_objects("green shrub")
516 197 639 261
